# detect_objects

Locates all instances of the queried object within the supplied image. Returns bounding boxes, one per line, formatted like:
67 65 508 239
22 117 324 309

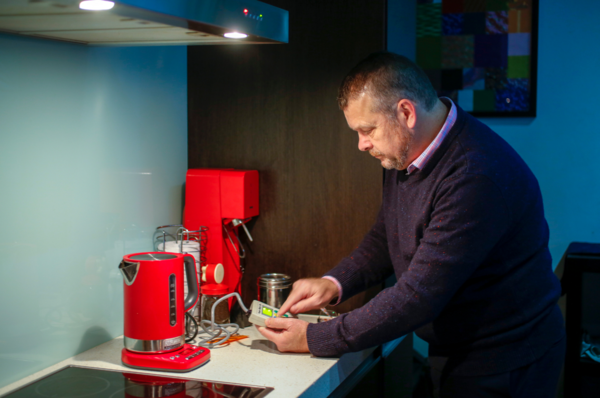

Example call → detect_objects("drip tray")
3 366 273 397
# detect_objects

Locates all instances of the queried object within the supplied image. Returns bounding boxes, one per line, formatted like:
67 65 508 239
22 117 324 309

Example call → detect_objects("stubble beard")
370 124 413 171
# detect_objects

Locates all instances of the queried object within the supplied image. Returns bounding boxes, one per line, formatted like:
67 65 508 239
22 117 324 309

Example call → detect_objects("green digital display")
262 307 273 317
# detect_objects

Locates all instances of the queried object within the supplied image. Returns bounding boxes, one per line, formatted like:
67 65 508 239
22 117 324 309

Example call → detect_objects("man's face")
343 94 413 170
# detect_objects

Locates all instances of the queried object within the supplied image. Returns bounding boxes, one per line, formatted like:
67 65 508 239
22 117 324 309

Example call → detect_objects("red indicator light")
243 9 248 14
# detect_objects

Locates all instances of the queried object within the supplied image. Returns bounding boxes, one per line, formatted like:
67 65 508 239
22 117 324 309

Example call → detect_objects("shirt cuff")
322 276 342 306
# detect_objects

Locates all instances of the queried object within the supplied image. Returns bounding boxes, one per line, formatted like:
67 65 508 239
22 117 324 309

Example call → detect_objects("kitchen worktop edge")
0 327 392 398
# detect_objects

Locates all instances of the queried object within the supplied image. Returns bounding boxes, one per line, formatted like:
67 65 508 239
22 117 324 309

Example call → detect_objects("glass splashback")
0 32 187 388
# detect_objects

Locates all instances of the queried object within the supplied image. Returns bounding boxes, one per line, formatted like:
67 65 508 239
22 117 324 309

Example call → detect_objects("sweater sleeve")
307 174 512 356
322 205 395 303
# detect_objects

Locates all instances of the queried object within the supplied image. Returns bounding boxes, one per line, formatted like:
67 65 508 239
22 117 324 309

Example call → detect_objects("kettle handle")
183 254 199 312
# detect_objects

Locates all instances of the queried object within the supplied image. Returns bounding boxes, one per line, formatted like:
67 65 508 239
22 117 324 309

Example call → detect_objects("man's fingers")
256 319 310 353
256 325 277 340
278 290 306 315
278 282 312 315
265 317 292 329
289 301 309 314
290 295 322 314
277 277 337 316
277 299 294 317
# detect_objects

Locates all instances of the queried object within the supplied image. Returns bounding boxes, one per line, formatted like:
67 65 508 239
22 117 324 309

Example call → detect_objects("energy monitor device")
248 300 292 327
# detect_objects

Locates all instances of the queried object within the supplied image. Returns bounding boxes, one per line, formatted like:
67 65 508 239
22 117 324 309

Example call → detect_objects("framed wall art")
416 0 538 117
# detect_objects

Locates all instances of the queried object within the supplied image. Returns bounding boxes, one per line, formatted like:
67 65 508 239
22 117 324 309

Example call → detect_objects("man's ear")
396 99 417 129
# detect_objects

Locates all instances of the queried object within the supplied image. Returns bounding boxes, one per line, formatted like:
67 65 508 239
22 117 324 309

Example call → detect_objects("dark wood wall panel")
188 0 386 314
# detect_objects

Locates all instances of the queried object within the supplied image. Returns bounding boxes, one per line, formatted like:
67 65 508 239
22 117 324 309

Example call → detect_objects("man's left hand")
256 317 310 353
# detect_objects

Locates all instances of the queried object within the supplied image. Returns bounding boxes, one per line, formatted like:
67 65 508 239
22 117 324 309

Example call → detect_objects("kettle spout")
119 261 139 285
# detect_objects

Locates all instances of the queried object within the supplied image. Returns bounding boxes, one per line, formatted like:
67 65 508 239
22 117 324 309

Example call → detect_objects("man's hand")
277 278 339 315
256 318 310 353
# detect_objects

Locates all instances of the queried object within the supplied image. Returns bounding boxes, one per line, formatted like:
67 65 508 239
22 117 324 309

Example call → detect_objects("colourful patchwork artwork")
416 0 537 116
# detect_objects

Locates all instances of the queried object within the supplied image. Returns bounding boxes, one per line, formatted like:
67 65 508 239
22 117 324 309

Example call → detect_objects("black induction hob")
2 366 273 398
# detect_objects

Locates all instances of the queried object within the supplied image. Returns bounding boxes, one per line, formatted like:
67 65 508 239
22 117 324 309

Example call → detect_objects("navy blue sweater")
307 105 564 376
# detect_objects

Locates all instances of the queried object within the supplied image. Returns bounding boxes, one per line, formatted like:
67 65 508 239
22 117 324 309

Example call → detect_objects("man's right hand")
277 278 339 315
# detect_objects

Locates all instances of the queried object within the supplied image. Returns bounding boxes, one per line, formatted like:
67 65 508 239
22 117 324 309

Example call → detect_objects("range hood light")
0 0 288 46
79 1 115 11
224 32 248 39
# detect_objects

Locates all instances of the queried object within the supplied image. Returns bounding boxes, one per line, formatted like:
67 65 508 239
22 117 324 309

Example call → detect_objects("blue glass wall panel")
0 33 187 388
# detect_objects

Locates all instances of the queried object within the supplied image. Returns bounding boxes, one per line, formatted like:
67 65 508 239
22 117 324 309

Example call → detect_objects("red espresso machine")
183 169 259 307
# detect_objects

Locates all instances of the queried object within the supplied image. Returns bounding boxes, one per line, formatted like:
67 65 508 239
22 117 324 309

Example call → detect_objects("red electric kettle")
118 252 210 372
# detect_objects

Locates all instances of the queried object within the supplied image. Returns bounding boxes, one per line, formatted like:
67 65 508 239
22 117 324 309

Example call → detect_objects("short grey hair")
338 52 438 117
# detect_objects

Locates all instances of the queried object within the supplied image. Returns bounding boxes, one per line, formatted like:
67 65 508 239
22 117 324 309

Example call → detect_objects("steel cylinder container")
257 273 292 308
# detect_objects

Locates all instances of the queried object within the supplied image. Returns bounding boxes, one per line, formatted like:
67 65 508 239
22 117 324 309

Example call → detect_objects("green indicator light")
260 14 263 17
262 307 273 317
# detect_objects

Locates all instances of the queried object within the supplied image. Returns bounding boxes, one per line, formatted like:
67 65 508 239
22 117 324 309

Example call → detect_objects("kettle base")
121 344 210 372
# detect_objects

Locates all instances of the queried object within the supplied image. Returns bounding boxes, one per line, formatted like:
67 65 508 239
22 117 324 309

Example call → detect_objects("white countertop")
0 326 379 398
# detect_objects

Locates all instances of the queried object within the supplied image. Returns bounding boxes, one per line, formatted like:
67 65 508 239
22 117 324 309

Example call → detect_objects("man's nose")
358 134 372 152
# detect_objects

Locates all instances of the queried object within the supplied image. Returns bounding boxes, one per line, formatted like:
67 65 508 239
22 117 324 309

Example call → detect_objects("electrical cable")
184 311 198 342
192 292 250 348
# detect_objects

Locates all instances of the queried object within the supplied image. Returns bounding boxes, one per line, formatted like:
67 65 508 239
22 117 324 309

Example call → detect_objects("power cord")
192 292 250 349
185 311 198 342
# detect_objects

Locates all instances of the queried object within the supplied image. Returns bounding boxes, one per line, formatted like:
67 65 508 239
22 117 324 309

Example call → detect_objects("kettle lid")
128 253 178 261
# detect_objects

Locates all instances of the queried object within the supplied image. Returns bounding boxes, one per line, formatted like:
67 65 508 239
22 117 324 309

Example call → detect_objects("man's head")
338 52 439 170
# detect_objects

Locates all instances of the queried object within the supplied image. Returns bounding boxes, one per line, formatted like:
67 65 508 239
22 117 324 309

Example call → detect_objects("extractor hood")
0 0 288 46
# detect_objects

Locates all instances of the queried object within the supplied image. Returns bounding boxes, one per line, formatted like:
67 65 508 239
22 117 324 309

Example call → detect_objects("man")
257 52 565 397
